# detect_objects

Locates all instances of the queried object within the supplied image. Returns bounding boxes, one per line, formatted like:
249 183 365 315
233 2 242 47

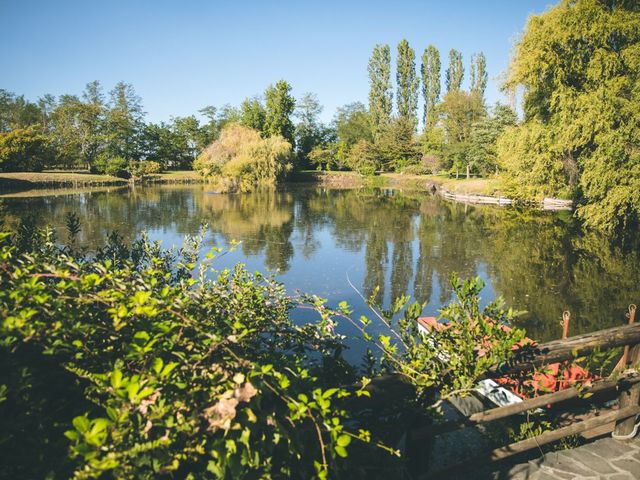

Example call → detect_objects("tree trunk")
466 164 470 179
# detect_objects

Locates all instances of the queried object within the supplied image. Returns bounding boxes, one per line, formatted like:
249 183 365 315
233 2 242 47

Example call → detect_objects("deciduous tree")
264 80 295 146
500 0 640 233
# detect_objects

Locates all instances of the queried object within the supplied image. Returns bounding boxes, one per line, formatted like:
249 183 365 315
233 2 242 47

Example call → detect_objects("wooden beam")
486 323 640 376
411 373 640 440
428 405 640 478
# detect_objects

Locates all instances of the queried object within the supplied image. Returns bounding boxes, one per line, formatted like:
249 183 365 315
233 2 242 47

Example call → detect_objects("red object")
417 316 597 400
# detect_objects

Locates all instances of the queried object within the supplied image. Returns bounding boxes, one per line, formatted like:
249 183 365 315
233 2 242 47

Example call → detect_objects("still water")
2 184 638 361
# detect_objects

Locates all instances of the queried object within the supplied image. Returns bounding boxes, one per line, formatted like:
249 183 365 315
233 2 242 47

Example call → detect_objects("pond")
2 184 638 363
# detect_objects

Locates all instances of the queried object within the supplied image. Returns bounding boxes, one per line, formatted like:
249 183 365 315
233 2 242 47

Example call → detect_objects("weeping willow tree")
498 0 640 234
194 123 293 191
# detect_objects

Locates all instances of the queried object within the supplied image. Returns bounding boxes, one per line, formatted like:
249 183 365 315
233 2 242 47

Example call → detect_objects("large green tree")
0 90 41 132
264 80 295 146
468 103 517 175
500 0 640 233
421 45 441 130
367 44 393 139
104 82 144 161
51 82 105 169
396 39 419 129
333 102 372 147
440 91 486 177
294 92 325 165
446 49 464 93
0 126 54 172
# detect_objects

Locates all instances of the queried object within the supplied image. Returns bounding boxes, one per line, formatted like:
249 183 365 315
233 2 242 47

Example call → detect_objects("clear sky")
0 0 554 123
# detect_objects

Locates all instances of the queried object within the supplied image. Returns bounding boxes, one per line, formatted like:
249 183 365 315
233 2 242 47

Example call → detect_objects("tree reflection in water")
2 184 639 344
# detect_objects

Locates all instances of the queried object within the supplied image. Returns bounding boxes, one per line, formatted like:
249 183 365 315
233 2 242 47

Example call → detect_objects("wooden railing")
410 309 640 477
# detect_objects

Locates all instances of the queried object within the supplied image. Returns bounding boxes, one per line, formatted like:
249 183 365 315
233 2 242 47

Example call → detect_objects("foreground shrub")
0 226 378 479
194 123 293 191
0 220 530 478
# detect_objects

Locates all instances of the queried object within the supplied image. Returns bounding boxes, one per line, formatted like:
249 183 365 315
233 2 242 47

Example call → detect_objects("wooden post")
614 305 640 439
614 384 640 439
562 310 570 339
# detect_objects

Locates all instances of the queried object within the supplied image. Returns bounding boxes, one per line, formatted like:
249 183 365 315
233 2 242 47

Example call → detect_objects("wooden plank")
486 323 640 376
411 373 640 440
428 405 640 478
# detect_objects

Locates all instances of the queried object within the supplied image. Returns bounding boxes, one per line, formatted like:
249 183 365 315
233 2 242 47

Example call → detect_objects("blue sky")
0 0 554 123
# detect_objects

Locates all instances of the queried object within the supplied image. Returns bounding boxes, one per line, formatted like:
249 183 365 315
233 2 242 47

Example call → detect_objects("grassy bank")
1 169 503 197
292 170 504 195
0 170 203 191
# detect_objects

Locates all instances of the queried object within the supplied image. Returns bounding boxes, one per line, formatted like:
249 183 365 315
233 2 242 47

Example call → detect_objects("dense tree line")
307 40 513 178
0 80 311 176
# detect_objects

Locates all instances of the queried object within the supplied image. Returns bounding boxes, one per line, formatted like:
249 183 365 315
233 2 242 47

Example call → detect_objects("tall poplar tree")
470 52 488 97
264 80 295 145
396 39 419 129
446 49 464 93
421 45 441 130
368 44 393 139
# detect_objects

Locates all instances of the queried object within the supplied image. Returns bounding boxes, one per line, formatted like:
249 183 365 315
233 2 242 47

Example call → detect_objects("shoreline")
0 170 573 210
0 170 204 191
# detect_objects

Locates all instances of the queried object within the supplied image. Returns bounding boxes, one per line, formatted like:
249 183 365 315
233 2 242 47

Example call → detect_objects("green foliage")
469 52 488 97
0 89 42 132
368 44 393 139
445 49 464 93
356 275 526 408
240 97 266 133
501 0 640 233
129 160 162 178
51 83 105 169
419 126 446 174
396 39 419 130
92 154 130 178
195 123 293 191
439 91 486 176
334 102 372 147
0 126 54 172
468 103 518 175
375 117 420 172
295 93 330 167
104 82 145 162
0 227 373 479
264 80 296 146
346 139 379 175
420 45 441 130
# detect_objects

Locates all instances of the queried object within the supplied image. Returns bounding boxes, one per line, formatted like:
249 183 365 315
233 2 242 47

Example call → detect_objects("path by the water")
492 437 640 479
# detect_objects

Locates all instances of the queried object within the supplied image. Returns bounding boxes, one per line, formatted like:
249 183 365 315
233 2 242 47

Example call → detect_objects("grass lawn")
384 174 505 195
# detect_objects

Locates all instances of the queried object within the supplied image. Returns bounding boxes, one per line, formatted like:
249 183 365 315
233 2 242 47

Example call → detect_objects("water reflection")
2 185 639 346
